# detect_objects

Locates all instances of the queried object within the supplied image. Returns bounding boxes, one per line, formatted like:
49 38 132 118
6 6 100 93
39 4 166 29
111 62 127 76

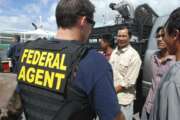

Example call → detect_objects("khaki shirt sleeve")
120 55 142 88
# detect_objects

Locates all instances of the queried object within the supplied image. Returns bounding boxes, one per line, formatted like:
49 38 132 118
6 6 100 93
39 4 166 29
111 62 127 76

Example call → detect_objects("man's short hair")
55 0 95 28
101 34 114 48
14 35 20 42
118 25 132 38
166 7 180 36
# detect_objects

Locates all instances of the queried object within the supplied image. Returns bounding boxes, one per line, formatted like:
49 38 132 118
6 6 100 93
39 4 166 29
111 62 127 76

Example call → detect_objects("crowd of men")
1 0 180 120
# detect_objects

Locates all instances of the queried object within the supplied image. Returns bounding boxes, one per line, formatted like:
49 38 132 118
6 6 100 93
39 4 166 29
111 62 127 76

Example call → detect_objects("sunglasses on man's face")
86 17 95 27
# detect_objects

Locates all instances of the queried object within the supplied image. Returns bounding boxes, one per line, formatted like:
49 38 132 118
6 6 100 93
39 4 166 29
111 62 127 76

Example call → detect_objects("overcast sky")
0 0 179 32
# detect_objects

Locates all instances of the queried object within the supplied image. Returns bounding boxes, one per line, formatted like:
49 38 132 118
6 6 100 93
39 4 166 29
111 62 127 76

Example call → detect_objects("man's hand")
115 85 123 93
114 112 126 120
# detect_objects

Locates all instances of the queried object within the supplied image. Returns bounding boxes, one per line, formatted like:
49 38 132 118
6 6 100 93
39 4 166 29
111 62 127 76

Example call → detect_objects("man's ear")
79 16 87 27
175 29 180 42
177 30 180 41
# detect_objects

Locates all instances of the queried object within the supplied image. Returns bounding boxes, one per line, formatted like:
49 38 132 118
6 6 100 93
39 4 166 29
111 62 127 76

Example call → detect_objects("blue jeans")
120 102 134 120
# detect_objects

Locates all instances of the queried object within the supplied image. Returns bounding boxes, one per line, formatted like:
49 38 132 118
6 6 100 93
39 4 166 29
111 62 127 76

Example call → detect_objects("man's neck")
118 44 129 51
55 27 81 41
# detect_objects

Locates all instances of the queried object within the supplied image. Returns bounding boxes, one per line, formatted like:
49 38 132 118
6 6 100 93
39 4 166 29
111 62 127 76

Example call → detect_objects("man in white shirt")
110 26 142 120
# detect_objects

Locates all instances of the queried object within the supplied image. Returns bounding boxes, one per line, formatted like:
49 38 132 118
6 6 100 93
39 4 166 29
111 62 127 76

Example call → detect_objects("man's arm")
114 112 126 120
93 63 122 120
77 51 123 120
109 51 124 93
115 85 123 93
119 55 142 89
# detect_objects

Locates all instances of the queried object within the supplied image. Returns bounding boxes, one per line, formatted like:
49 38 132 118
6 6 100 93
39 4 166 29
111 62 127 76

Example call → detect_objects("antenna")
39 16 43 29
32 23 37 30
102 14 106 25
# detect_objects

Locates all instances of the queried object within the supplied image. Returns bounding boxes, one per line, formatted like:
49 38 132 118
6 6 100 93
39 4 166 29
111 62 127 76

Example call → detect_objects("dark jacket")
8 42 23 72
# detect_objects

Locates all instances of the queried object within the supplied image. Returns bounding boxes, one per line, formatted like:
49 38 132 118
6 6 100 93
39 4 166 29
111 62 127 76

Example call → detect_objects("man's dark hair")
14 35 20 42
166 7 180 36
55 0 95 28
101 34 114 48
118 25 132 38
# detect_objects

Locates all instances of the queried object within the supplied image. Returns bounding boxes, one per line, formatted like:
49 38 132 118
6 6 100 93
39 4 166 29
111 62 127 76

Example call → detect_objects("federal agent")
17 0 125 120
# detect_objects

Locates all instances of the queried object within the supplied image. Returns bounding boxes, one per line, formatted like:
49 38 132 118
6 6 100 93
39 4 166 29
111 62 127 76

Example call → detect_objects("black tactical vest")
17 38 96 120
